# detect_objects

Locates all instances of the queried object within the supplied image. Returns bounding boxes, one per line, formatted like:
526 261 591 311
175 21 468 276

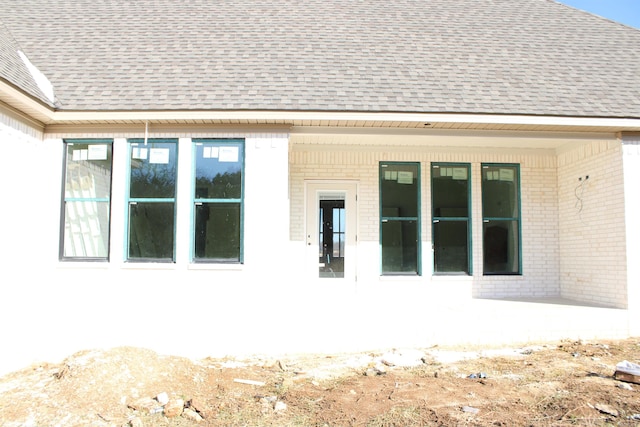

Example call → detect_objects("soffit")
44 111 640 134
45 115 636 151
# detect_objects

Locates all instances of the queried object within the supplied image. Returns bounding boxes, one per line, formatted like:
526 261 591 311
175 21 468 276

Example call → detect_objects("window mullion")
126 139 178 262
60 139 113 261
379 161 421 276
192 139 245 263
481 163 521 275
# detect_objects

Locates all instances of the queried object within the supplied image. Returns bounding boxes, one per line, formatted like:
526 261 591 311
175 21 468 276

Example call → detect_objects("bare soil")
1 338 639 426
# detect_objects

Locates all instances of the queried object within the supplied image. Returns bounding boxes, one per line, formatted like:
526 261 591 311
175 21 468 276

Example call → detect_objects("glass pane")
195 143 243 199
64 143 112 199
381 220 418 274
482 166 519 218
129 141 177 198
483 220 519 274
318 208 324 257
432 165 469 218
333 208 343 232
63 201 110 258
433 220 469 273
128 202 175 260
332 207 345 257
381 163 419 218
194 203 241 261
319 200 345 278
332 233 344 257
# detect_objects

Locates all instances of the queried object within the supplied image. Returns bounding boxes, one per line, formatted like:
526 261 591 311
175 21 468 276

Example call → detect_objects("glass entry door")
319 199 345 277
305 182 357 280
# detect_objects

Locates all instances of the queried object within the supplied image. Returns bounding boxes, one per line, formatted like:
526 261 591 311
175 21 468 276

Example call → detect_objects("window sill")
120 262 178 270
379 274 422 282
482 273 524 278
57 261 111 269
188 263 244 271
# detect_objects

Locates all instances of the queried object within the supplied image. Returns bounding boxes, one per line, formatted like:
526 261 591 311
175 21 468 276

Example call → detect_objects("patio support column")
622 134 640 336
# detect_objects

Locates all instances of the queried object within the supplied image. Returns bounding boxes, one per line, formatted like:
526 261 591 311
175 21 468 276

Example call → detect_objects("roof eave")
0 79 54 125
1 86 639 133
49 110 640 132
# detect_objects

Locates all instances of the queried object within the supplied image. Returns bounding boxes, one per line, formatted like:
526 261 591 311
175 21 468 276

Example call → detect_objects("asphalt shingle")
0 0 639 118
0 21 54 106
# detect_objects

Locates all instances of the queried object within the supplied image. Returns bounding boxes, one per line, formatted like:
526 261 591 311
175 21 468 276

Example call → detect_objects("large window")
380 162 420 275
60 139 113 260
431 163 471 274
192 139 244 262
482 164 521 275
126 139 178 261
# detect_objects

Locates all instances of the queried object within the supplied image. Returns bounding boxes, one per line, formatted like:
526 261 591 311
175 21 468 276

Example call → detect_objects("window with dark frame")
60 139 113 261
126 139 178 262
192 139 244 263
379 162 421 275
431 163 471 275
481 164 521 275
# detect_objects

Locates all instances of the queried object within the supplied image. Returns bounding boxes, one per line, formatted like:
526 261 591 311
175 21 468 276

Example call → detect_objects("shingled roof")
1 0 639 118
0 21 55 108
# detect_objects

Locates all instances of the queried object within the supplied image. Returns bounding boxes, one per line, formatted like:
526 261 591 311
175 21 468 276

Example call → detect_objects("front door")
305 182 357 280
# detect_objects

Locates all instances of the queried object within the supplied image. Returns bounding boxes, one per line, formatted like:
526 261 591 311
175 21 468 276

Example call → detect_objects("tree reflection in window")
127 140 178 261
193 140 244 262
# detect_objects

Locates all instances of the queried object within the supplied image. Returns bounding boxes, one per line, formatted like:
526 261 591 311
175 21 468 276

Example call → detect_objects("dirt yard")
0 337 639 426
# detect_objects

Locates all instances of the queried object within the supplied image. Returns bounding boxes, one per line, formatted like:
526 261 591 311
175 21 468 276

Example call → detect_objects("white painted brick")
290 138 562 299
558 140 627 308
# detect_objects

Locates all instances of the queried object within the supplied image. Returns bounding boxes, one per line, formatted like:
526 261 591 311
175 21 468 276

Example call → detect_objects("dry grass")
0 338 638 426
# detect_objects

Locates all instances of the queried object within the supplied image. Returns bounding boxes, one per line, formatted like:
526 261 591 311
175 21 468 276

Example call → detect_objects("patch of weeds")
403 364 439 378
270 376 289 398
366 405 429 427
213 402 267 426
531 388 573 416
318 373 361 392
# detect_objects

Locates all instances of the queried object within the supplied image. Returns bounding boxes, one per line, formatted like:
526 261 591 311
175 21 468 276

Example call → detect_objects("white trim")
187 263 244 271
49 110 640 128
44 123 292 136
623 140 640 334
1 82 640 131
290 127 616 139
119 262 179 270
304 180 359 283
0 80 53 124
0 99 45 131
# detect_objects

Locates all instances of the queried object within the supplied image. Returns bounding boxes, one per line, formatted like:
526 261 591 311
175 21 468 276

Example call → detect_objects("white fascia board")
52 110 640 129
1 97 638 130
0 80 54 124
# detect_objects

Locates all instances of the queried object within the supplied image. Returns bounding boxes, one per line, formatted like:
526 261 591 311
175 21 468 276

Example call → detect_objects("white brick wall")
557 140 627 308
0 120 633 376
0 107 59 266
290 134 562 298
622 134 640 332
43 128 292 270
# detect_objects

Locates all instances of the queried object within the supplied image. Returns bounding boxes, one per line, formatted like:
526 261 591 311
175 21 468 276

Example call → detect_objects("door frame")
304 180 358 281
